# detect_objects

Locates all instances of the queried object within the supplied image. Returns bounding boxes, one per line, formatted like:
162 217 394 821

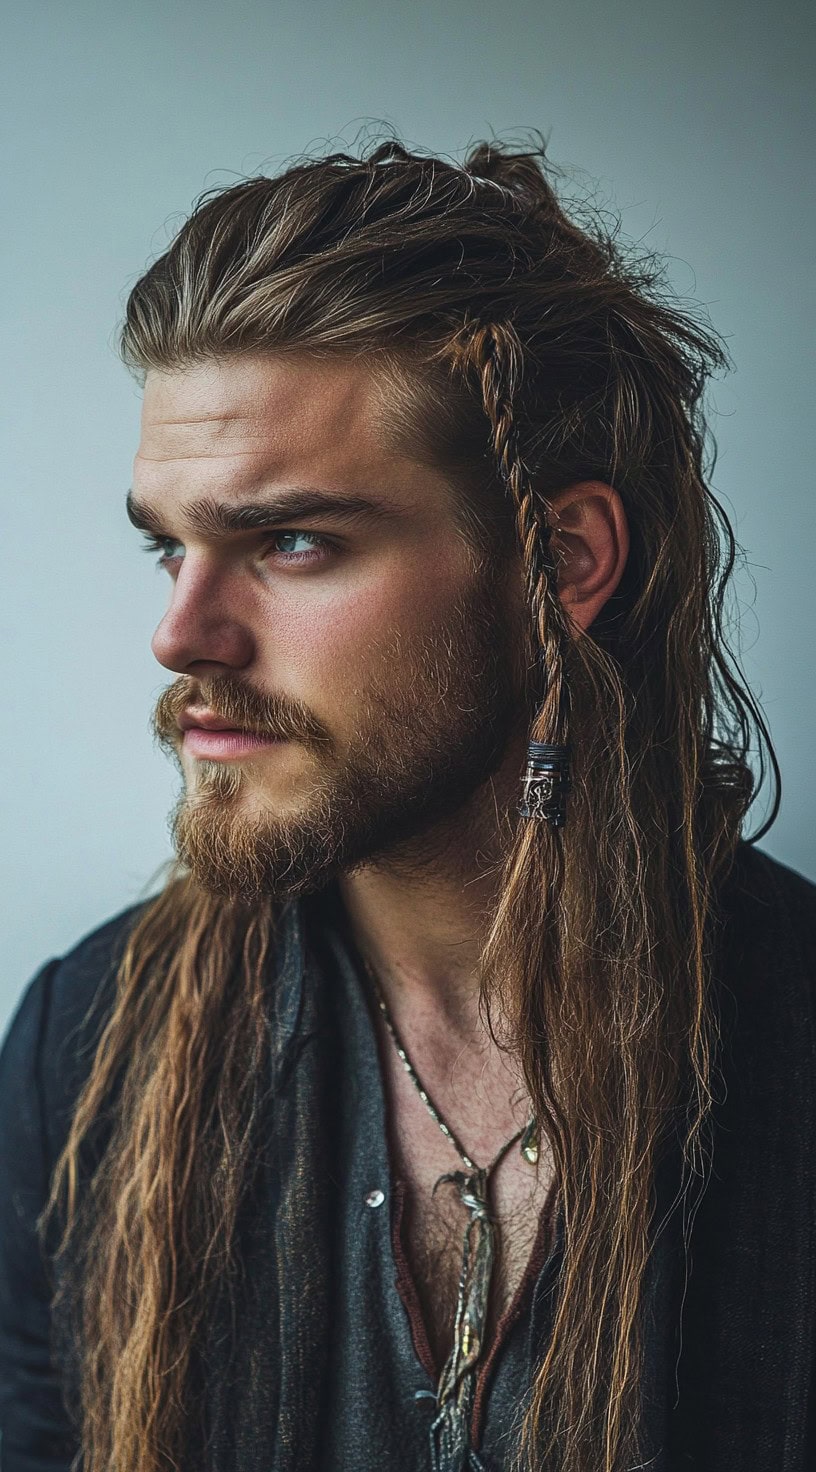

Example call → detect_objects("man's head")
118 138 760 915
133 353 628 902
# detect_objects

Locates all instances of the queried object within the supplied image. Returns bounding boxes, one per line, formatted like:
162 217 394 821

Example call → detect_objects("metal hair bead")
518 741 571 826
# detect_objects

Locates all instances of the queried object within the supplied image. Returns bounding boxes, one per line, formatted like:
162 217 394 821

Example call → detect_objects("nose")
150 563 255 675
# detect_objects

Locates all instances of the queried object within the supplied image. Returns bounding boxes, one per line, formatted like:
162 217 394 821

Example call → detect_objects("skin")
134 350 630 1360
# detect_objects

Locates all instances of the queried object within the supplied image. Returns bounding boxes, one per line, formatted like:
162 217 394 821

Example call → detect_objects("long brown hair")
41 134 780 1472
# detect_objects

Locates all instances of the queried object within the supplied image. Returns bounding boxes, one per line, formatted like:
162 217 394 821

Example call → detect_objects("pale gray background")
2 0 813 1035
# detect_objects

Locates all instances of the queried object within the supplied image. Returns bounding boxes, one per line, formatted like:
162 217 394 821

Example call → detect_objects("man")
1 137 814 1472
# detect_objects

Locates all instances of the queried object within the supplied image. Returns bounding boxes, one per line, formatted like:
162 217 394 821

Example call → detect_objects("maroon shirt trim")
390 1172 561 1450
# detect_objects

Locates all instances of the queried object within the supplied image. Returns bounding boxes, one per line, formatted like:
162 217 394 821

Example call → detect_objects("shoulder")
722 837 816 906
717 839 816 967
41 899 148 1045
0 905 147 1462
0 892 310 1165
710 841 816 1086
0 900 150 1168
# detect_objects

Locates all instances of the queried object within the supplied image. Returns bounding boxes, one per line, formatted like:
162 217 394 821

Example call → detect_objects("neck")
337 747 522 1040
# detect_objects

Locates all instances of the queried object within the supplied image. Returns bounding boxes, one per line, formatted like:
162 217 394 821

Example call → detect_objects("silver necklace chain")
361 954 540 1171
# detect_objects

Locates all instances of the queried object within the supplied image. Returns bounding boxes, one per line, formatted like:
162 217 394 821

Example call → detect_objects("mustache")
151 675 333 750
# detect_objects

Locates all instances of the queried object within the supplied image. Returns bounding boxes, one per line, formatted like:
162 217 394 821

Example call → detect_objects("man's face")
132 353 530 903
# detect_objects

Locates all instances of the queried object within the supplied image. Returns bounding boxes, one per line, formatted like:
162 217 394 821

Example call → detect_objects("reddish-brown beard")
150 566 529 905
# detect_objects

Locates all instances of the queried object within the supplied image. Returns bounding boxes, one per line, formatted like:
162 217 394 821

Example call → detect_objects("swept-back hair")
42 133 779 1472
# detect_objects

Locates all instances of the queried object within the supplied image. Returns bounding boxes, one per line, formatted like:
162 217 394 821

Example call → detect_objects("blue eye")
140 534 183 567
139 530 332 568
272 531 328 560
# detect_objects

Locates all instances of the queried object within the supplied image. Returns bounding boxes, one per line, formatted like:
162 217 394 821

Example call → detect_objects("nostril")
150 618 236 674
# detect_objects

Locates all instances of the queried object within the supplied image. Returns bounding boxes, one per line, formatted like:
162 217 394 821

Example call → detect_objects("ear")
546 481 630 634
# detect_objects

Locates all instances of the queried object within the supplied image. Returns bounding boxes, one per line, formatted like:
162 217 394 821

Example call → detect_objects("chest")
375 1018 557 1373
395 1143 554 1372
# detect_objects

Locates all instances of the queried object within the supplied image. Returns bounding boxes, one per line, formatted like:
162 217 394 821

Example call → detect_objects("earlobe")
546 481 629 633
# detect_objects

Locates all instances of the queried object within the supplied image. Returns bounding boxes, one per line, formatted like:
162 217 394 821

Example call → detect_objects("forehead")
134 353 426 508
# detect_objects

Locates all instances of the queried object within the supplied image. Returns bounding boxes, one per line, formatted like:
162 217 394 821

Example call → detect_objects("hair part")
42 132 780 1472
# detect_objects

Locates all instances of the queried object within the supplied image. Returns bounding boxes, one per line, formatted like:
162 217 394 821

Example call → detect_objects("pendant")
429 1167 494 1472
520 1118 539 1165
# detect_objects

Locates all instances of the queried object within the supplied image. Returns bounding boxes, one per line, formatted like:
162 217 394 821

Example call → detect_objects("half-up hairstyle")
41 132 779 1472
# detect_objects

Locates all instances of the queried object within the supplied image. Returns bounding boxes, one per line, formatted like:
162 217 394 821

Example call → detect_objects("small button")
365 1188 385 1208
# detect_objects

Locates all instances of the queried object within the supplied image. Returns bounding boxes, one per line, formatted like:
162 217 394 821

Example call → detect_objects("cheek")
262 561 459 700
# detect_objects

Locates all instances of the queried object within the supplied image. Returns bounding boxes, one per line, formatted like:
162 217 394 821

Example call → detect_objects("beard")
151 563 531 906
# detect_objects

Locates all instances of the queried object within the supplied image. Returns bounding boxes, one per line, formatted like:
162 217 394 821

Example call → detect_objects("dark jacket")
1 839 815 1470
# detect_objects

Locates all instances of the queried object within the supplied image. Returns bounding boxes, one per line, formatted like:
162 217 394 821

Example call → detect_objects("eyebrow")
125 487 401 538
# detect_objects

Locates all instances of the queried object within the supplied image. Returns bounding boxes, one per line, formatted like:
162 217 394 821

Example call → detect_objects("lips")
178 709 254 734
177 707 287 760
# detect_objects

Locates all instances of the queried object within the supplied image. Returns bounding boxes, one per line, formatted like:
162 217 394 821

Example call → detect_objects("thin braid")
459 320 572 748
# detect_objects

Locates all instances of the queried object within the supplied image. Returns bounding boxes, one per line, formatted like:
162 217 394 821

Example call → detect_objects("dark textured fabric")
0 839 815 1470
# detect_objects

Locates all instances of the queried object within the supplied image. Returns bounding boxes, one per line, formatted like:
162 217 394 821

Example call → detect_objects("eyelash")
139 530 334 569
